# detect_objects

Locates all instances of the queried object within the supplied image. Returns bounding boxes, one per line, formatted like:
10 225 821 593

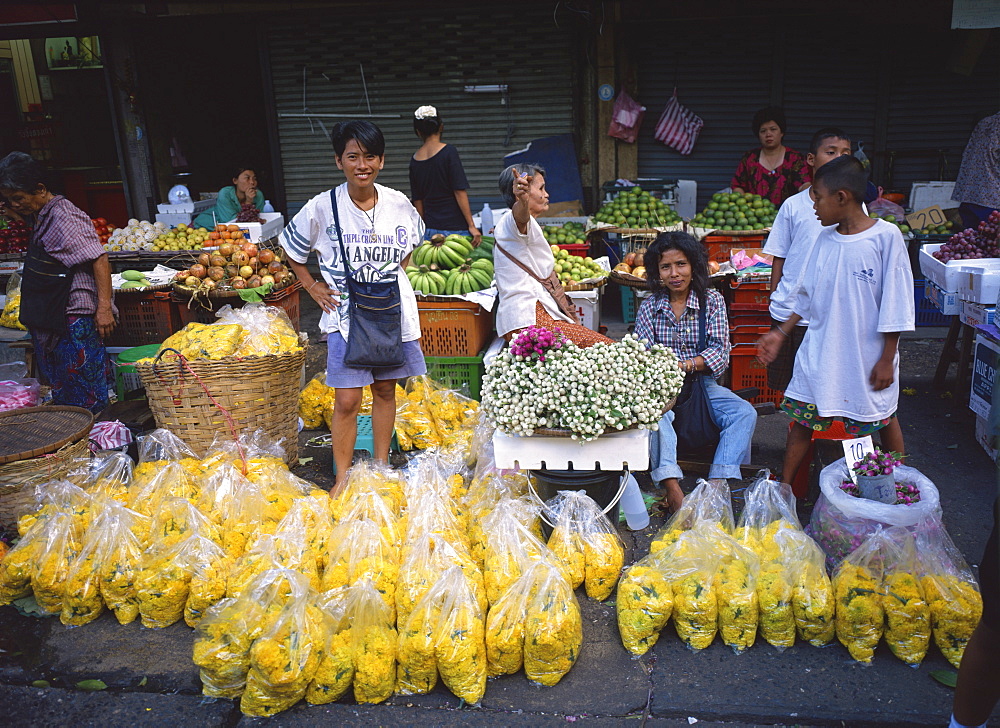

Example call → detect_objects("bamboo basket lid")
0 406 95 464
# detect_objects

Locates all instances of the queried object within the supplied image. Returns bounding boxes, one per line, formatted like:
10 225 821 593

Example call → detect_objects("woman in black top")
409 105 481 244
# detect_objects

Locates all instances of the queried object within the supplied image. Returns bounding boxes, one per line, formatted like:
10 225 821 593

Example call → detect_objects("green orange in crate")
691 192 777 231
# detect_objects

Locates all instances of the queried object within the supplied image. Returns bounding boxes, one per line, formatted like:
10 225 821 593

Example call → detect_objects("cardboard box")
909 181 958 211
975 412 999 461
959 267 1000 305
925 280 961 315
970 332 1000 419
566 288 601 331
919 244 1000 292
961 300 996 327
232 212 283 243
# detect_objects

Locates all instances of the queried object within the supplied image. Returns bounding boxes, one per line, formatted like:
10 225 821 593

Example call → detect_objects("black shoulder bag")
19 229 72 334
329 189 405 368
672 298 722 452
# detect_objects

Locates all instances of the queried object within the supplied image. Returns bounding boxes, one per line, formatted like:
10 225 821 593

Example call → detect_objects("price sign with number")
905 204 948 232
842 436 875 483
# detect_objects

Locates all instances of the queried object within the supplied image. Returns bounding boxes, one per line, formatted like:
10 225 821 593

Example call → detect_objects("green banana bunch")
406 264 448 295
445 261 494 295
411 233 475 271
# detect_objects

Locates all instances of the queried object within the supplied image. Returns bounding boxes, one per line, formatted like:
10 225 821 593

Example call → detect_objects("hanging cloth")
654 88 704 155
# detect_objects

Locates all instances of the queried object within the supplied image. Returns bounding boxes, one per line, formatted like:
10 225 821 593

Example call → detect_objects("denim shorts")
424 227 469 240
326 332 427 388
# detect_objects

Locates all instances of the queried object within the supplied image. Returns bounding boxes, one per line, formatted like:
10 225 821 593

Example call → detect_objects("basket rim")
172 278 299 302
0 405 94 464
610 270 652 289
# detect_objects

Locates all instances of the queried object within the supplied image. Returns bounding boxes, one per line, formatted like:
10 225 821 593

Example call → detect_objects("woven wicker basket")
0 438 91 529
137 350 305 464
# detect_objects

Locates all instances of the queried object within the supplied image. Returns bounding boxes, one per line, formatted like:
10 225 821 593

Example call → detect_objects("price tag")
842 436 875 483
905 204 948 232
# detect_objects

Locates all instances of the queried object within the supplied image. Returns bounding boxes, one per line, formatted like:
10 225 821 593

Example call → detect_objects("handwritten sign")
905 204 948 232
842 436 875 484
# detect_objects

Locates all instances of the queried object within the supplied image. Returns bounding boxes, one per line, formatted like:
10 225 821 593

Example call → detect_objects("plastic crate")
114 343 160 400
729 278 771 310
424 353 485 400
331 414 399 473
914 278 950 327
174 281 301 329
557 243 591 257
729 324 771 345
703 234 767 264
729 343 783 406
417 300 493 357
103 290 182 348
621 285 637 324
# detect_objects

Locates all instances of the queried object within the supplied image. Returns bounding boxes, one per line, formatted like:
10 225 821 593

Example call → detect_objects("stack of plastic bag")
545 489 625 601
213 303 302 357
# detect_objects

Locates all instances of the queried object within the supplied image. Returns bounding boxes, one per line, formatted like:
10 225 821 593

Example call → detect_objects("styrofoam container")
959 267 1000 305
231 212 284 243
156 199 214 214
566 288 601 331
925 280 961 315
920 244 1000 291
962 300 996 328
909 181 958 211
155 212 193 228
492 428 649 470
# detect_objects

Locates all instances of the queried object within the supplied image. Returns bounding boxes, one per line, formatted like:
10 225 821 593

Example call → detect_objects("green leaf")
31 680 50 688
13 595 55 618
76 679 108 691
138 677 148 687
930 670 957 688
298 457 314 466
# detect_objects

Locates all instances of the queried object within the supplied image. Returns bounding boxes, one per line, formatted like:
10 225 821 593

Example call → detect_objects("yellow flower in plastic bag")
396 600 441 695
523 561 582 687
305 628 353 704
298 376 332 430
61 543 104 627
435 594 486 704
548 525 585 589
921 574 983 668
791 560 836 647
32 512 81 614
672 573 717 651
185 551 231 628
616 563 673 656
584 532 624 601
0 292 26 330
136 546 190 629
485 593 526 676
757 562 795 649
0 531 40 605
834 563 883 664
883 572 930 666
715 558 758 652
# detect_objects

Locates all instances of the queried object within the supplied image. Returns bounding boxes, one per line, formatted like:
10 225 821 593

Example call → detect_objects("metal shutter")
266 8 574 215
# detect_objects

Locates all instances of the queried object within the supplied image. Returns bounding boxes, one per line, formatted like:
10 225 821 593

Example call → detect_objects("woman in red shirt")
731 107 811 206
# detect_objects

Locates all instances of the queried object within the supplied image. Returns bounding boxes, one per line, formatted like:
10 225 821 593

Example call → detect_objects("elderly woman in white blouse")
492 164 575 339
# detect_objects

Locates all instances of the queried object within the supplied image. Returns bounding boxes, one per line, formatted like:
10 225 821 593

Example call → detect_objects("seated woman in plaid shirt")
634 232 756 513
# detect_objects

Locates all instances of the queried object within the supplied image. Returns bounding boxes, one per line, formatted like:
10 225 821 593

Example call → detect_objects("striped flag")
654 89 703 155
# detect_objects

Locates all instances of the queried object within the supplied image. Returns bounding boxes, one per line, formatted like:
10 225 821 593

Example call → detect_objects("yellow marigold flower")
616 564 673 656
305 628 353 704
584 532 624 602
715 559 758 652
673 573 718 650
524 562 582 686
834 563 883 664
548 525 585 589
758 563 795 649
791 561 836 647
353 621 396 704
883 572 930 665
921 574 983 668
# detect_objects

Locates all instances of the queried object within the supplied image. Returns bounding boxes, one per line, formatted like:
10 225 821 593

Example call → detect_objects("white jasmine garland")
481 334 685 441
414 105 437 120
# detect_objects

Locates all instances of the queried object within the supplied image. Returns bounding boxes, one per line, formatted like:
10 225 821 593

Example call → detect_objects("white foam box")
970 332 1000 419
155 212 193 227
975 412 999 461
919 244 1000 292
566 288 601 331
232 212 283 243
909 181 958 211
924 280 961 315
492 428 649 471
959 267 1000 304
961 300 996 327
156 199 214 215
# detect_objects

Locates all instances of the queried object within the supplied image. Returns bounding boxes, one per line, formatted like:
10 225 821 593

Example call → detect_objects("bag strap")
495 241 546 283
696 295 707 351
329 187 353 276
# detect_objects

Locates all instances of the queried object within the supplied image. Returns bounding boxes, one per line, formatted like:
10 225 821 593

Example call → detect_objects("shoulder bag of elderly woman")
19 231 72 333
673 298 721 452
329 189 405 367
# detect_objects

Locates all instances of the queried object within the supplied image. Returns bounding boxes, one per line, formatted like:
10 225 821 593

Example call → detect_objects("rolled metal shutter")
266 8 574 215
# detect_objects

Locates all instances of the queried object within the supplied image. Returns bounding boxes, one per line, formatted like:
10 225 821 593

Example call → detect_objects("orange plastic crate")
729 343 783 406
104 290 182 348
729 324 771 345
703 235 767 264
729 278 771 310
417 300 494 356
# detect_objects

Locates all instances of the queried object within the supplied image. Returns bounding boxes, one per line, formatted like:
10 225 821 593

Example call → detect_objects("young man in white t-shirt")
758 155 914 488
763 127 854 391
280 120 426 490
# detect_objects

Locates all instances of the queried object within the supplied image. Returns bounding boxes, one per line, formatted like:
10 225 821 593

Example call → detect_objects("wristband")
310 279 322 290
775 327 789 338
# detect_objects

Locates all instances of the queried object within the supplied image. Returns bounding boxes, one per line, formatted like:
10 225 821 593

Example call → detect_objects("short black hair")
331 120 385 158
414 113 442 139
812 154 867 201
498 163 546 208
0 151 49 193
232 166 257 180
809 127 851 155
752 106 786 136
643 231 709 299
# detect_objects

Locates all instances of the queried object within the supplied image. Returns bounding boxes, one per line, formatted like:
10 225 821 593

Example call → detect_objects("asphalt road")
0 289 996 727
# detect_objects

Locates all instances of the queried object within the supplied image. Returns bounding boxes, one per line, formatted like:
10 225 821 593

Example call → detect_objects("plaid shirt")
31 195 114 316
634 288 731 377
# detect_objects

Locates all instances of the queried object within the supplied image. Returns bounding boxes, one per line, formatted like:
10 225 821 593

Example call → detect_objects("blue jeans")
423 227 469 240
649 377 757 482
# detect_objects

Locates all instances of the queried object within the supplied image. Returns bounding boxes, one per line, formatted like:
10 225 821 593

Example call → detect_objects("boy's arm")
757 313 801 363
870 332 901 391
769 257 785 292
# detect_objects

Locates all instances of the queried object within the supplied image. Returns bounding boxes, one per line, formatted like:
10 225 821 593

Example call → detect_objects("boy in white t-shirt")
763 127 854 391
758 155 914 488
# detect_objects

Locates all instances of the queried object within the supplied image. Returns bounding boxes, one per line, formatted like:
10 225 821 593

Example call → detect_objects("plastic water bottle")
620 474 649 530
262 199 275 213
480 203 493 235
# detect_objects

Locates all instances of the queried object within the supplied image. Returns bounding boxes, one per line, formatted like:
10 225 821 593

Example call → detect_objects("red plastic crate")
729 343 783 406
557 243 590 257
104 290 182 348
729 324 771 345
729 278 771 310
173 281 302 330
703 234 766 264
417 300 494 356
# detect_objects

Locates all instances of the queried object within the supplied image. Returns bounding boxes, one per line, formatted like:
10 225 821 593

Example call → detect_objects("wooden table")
933 317 975 391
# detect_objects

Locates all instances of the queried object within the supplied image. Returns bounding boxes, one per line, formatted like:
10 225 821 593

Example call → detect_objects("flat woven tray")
564 278 608 292
0 405 95 464
610 270 652 289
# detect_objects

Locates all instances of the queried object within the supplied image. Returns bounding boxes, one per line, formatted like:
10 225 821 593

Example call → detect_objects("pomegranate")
208 266 225 281
247 275 262 288
239 265 254 278
231 277 248 289
268 261 284 274
189 263 207 279
258 249 275 265
209 254 227 268
231 251 250 267
184 276 200 287
261 274 275 286
197 252 211 267
218 242 234 258
244 243 258 258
